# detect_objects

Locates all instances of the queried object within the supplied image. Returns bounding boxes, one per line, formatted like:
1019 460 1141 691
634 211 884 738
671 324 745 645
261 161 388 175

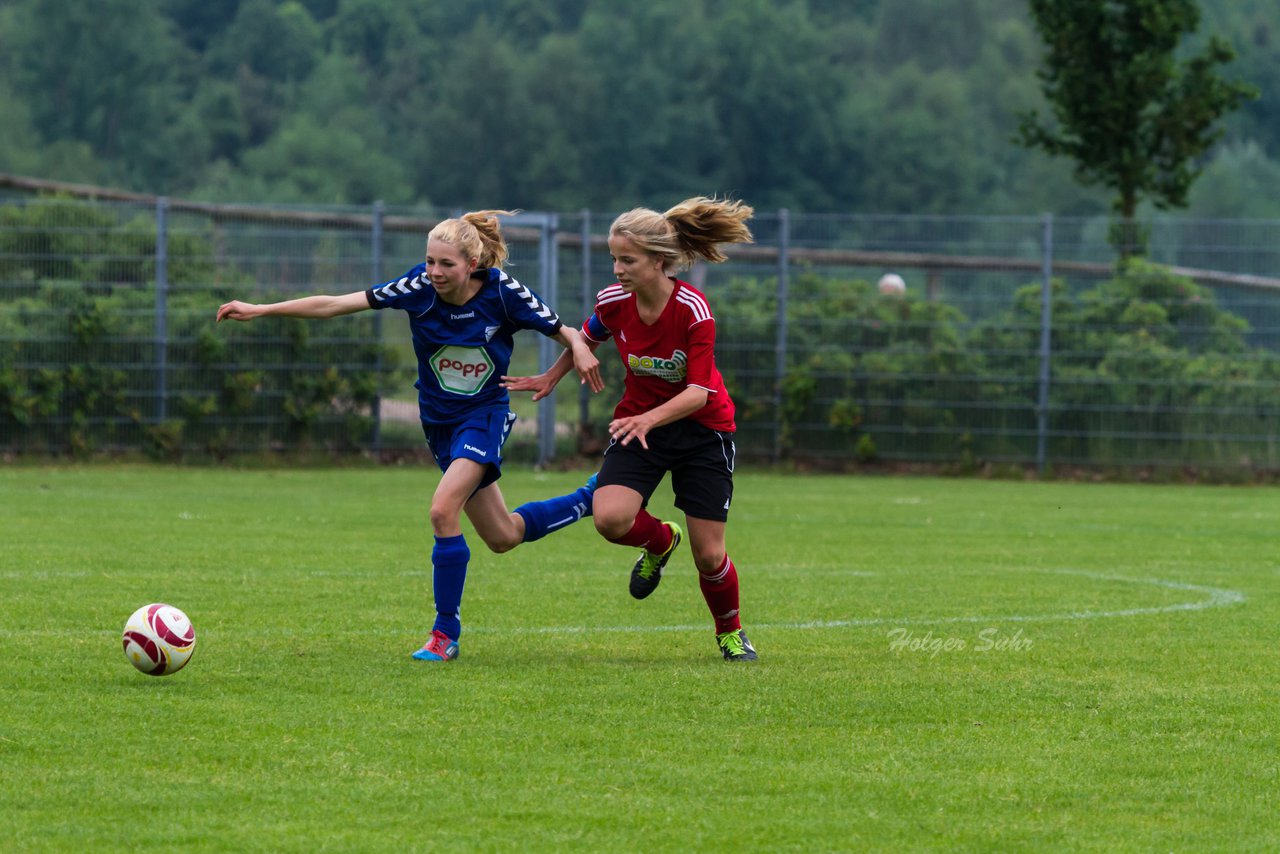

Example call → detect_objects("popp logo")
429 345 495 395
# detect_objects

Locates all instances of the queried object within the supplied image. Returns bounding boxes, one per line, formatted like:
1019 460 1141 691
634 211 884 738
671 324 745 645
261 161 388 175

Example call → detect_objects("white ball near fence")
877 273 906 296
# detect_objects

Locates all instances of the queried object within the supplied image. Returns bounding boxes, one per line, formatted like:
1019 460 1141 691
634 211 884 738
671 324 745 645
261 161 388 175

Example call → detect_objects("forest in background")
1 0 1278 217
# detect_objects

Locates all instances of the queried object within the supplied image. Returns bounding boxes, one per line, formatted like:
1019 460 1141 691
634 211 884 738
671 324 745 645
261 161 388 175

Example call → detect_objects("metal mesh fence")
3 192 1279 474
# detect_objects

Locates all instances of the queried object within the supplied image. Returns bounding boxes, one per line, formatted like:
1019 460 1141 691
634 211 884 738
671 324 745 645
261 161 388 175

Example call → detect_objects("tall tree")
1017 0 1256 253
7 0 188 188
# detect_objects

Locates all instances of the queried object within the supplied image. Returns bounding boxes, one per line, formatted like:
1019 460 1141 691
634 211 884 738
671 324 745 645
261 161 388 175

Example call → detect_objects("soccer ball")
122 603 197 676
877 273 906 296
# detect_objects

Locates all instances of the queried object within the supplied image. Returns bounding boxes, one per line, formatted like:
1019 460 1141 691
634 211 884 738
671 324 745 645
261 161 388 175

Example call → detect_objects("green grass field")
2 466 1276 851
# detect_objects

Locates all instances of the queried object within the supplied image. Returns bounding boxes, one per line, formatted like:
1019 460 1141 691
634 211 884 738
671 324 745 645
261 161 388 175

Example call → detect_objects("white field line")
0 568 1246 638
466 569 1246 635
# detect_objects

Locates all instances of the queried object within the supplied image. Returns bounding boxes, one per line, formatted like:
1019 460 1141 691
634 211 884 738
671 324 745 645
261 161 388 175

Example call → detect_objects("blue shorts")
421 408 518 489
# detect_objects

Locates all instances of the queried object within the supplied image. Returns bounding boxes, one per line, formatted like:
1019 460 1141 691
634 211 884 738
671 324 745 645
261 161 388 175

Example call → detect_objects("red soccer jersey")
582 278 736 432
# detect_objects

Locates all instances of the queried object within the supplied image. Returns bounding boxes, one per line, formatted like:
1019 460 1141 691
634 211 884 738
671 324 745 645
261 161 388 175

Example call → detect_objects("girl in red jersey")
504 197 758 661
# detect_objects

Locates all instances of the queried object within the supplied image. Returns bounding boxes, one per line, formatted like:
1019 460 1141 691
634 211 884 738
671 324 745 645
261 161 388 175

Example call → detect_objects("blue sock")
431 534 470 640
515 473 597 543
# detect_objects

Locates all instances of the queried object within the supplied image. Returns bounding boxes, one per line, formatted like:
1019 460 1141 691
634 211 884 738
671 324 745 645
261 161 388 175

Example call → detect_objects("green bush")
0 198 405 457
713 260 1280 470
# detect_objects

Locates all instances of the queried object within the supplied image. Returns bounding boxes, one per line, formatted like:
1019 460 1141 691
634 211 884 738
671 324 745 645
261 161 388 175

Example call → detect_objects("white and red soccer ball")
877 273 907 296
122 603 196 676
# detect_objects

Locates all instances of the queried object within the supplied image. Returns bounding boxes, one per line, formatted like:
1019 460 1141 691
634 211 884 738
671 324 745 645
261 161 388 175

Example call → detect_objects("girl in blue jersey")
217 210 603 662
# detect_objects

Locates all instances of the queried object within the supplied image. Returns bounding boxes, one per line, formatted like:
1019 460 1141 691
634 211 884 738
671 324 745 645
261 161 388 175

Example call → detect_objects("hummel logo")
450 311 476 320
463 444 488 456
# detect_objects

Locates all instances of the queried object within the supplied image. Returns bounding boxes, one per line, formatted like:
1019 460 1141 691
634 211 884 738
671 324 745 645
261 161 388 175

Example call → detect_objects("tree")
1190 140 1280 218
6 0 188 188
700 0 849 210
207 0 321 84
1017 0 1257 254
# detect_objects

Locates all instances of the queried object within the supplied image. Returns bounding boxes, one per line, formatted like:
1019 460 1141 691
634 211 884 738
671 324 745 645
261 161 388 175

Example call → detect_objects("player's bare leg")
466 473 598 553
594 484 682 600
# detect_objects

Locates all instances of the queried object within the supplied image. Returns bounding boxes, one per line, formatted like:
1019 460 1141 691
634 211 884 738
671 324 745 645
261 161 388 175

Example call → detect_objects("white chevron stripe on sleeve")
502 274 558 321
374 273 426 301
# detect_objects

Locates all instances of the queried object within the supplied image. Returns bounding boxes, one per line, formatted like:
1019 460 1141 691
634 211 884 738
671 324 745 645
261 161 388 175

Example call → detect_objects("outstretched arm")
503 334 602 402
552 326 604 394
216 291 371 323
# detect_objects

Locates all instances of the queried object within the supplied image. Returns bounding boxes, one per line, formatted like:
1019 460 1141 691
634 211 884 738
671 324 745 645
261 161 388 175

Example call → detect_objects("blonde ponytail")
427 209 518 269
610 197 754 272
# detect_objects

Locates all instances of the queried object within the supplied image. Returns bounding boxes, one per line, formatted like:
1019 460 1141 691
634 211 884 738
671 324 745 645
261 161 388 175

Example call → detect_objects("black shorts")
598 420 736 522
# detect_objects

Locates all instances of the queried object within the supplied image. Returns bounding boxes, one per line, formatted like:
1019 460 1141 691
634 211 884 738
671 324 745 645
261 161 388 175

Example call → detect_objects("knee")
479 530 520 554
691 546 726 575
428 502 455 535
594 511 633 542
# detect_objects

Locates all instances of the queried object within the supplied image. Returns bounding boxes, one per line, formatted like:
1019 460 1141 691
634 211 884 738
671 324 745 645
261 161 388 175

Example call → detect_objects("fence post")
578 209 592 437
537 213 560 467
774 208 791 463
371 200 385 455
154 197 169 424
1036 213 1054 477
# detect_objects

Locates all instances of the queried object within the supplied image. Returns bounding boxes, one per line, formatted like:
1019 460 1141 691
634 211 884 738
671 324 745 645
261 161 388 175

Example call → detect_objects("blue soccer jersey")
365 265 563 424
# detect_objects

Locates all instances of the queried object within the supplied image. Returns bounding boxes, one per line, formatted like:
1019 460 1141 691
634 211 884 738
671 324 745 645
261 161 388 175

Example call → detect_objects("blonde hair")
610 196 754 272
427 209 517 269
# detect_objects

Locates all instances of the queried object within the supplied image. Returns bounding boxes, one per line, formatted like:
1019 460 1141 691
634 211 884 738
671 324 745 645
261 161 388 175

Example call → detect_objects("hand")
573 351 604 394
502 373 556 402
216 301 261 322
608 414 656 449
